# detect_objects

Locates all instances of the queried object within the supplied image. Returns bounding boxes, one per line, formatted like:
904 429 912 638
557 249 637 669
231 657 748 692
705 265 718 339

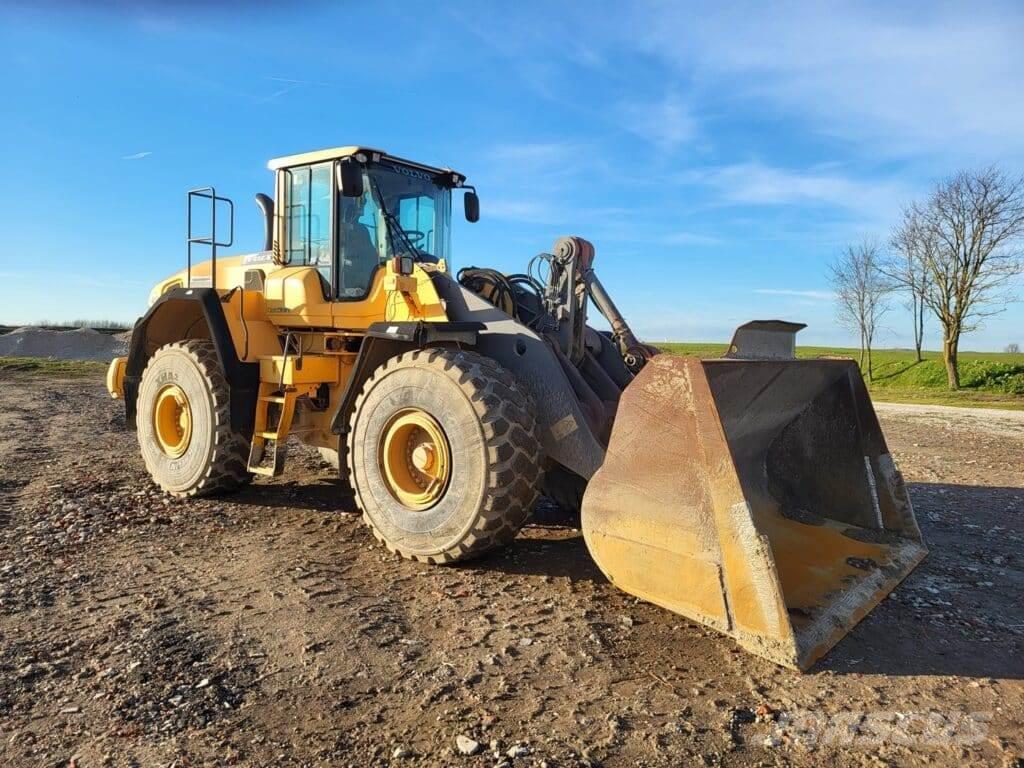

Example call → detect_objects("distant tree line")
829 167 1024 389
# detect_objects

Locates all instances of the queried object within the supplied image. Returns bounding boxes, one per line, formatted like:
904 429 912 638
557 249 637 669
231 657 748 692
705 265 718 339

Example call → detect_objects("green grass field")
5 346 1024 410
0 357 107 377
658 343 1024 409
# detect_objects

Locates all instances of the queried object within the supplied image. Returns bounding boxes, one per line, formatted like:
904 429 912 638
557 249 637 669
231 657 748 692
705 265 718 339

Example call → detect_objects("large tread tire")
347 348 542 564
136 340 251 498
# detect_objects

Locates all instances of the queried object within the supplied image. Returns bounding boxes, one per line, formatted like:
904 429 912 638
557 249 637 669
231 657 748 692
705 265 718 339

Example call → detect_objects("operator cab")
266 146 479 301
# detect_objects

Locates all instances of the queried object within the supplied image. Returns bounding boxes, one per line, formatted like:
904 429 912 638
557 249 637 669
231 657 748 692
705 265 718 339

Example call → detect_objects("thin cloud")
484 199 556 224
755 288 835 301
660 231 721 246
121 151 152 161
268 76 334 86
256 87 295 103
491 142 580 164
257 76 333 103
629 2 1024 158
619 91 696 151
682 161 914 224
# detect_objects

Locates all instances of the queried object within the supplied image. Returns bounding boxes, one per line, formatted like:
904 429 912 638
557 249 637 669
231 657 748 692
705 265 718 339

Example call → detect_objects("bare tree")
830 239 892 381
886 208 933 362
916 167 1024 389
1007 342 1021 354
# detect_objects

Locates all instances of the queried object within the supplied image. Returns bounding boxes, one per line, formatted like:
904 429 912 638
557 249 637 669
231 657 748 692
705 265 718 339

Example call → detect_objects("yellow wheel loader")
107 146 926 670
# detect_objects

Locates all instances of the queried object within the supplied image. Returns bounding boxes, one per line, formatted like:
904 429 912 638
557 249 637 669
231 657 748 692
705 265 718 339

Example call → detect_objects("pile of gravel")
0 327 129 361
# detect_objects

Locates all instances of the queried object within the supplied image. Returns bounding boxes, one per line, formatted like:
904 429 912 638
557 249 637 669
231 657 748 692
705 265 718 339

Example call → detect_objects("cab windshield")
348 160 451 253
335 159 452 298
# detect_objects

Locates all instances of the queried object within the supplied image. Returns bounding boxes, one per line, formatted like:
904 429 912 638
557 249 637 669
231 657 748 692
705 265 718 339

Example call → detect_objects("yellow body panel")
258 354 343 386
151 259 447 333
220 286 286 362
263 266 335 326
147 255 255 306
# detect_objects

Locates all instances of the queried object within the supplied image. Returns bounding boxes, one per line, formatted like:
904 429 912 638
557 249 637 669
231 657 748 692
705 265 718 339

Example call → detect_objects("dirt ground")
0 371 1021 768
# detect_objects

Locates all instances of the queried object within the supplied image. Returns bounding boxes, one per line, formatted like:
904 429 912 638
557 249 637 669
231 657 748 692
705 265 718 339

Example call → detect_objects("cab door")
331 167 393 329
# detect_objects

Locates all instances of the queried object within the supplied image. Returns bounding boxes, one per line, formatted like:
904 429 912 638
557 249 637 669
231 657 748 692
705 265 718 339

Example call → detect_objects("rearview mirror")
336 160 364 198
464 190 480 223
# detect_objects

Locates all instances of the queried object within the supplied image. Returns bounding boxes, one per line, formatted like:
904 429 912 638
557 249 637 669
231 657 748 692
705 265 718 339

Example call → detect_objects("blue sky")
2 1 1023 349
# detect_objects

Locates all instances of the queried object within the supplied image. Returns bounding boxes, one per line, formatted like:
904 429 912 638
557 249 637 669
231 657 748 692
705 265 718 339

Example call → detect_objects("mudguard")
123 287 259 434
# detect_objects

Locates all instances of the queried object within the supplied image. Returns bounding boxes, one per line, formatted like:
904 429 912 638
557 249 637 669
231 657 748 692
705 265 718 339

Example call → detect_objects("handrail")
187 187 234 290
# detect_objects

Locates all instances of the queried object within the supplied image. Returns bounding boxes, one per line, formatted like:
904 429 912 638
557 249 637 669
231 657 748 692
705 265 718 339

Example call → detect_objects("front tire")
347 348 542 563
136 340 250 497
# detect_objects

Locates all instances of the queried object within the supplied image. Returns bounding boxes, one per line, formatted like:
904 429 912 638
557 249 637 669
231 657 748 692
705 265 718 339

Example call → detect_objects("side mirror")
336 160 364 198
464 189 480 223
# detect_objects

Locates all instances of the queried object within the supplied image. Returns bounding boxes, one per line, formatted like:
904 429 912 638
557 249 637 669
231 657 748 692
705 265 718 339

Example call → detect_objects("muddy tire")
347 348 541 563
136 340 251 497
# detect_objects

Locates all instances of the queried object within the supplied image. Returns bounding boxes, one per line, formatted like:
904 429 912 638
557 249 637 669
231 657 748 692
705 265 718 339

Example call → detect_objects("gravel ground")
0 372 1021 767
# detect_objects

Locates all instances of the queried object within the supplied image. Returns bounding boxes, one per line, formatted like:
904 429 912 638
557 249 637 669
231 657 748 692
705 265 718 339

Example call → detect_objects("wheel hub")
379 408 451 510
153 384 192 458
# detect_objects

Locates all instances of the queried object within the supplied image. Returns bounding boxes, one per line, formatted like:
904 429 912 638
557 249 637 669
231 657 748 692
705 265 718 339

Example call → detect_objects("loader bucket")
581 354 927 670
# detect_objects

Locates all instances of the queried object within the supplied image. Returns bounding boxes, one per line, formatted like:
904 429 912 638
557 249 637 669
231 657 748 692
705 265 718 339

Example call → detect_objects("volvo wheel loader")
106 146 926 670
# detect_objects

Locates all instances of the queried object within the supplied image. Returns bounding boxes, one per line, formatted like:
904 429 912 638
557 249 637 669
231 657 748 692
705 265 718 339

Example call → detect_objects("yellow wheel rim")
153 384 193 458
379 408 451 510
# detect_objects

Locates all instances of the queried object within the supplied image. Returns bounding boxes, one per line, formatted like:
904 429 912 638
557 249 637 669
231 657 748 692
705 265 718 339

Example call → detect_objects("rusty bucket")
581 350 927 670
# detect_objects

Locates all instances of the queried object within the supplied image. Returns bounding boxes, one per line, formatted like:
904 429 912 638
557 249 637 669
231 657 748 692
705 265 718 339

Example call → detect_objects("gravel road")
0 372 1021 767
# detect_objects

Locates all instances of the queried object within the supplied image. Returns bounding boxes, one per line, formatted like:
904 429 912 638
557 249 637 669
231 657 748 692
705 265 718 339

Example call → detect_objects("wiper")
370 177 422 259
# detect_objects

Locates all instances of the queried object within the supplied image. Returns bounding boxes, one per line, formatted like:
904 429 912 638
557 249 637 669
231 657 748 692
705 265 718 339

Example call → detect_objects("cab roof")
267 146 464 183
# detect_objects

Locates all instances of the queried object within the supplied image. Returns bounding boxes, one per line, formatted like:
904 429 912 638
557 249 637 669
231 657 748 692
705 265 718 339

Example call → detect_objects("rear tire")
347 348 542 563
136 340 251 497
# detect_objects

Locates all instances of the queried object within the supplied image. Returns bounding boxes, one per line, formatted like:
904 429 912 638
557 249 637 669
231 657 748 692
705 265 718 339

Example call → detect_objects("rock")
392 746 410 759
506 744 530 758
456 735 481 756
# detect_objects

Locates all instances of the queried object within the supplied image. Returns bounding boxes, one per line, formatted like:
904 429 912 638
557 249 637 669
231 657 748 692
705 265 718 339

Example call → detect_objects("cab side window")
285 163 333 290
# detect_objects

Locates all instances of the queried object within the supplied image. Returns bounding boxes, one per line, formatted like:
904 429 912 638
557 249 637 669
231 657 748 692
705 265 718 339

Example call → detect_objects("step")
254 426 316 441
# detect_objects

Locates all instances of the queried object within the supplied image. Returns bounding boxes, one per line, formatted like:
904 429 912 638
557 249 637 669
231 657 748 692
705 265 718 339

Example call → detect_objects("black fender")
431 273 608 480
123 287 260 435
329 321 482 436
